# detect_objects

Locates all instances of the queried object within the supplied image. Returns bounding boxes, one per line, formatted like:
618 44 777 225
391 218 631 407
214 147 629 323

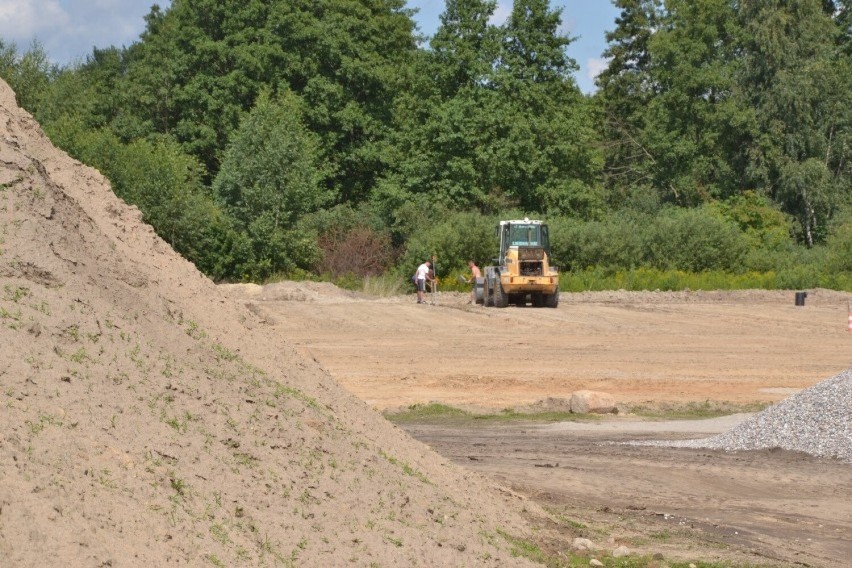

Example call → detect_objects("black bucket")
794 291 807 306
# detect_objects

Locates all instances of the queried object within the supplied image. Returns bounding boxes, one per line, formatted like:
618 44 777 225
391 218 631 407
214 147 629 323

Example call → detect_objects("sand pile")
0 79 539 566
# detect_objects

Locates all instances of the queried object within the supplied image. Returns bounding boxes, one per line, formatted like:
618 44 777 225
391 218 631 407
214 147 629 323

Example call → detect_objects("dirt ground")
231 283 852 567
236 284 851 411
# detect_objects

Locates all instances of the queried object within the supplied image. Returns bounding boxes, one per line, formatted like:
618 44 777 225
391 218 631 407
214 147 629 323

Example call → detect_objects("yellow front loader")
477 218 559 308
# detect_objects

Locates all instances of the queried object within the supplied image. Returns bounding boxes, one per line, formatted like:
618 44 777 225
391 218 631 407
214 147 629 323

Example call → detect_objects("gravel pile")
631 369 852 463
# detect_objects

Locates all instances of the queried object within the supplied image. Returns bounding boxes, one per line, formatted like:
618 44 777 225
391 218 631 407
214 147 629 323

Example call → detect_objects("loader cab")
498 219 551 260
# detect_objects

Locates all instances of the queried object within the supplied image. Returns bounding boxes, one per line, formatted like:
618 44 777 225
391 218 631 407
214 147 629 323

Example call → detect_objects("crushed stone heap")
636 369 852 463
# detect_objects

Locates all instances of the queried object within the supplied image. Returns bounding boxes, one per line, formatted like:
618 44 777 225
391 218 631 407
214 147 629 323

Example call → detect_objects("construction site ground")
226 283 852 567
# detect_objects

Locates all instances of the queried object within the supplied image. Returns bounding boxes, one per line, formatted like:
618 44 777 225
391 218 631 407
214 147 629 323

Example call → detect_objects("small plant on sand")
26 412 63 435
273 383 321 410
33 301 50 315
552 512 587 531
3 285 30 302
183 319 207 340
98 469 117 489
0 305 22 327
212 342 239 362
378 450 430 484
65 325 80 341
234 452 258 468
165 411 195 434
170 476 188 498
69 347 90 364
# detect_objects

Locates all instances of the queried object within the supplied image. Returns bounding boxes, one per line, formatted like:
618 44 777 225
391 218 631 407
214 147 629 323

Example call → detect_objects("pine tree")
595 0 664 207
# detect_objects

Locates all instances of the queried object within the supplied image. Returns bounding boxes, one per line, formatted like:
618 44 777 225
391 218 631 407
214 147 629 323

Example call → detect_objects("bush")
644 206 748 272
559 268 780 292
549 212 648 271
711 191 794 251
316 225 396 279
400 211 496 277
825 222 852 273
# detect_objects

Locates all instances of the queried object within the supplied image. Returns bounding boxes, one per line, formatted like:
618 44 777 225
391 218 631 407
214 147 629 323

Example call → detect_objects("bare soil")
232 284 852 567
237 284 851 412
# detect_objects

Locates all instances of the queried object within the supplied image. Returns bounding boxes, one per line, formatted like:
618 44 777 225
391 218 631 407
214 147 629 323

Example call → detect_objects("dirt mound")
0 80 539 566
221 280 366 303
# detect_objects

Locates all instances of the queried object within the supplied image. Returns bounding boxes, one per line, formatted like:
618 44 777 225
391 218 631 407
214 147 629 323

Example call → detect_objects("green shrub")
550 212 648 271
711 191 794 251
644 206 748 272
560 268 780 292
399 211 497 277
825 222 852 272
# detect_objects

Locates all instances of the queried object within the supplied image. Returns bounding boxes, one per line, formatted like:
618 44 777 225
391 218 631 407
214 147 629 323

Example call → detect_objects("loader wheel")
483 278 493 307
492 279 508 308
544 290 559 308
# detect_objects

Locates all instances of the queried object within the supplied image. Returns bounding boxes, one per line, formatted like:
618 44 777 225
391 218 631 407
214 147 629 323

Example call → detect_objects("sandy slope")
0 80 542 566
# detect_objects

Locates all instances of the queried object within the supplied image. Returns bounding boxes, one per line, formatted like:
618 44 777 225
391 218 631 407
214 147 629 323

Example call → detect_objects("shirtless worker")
466 260 481 304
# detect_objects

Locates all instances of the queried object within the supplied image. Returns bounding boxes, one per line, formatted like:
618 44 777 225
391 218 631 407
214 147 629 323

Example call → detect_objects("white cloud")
0 0 68 41
0 0 162 64
586 57 608 84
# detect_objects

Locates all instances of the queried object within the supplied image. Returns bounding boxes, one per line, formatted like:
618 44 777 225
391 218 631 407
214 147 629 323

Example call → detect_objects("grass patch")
384 403 471 423
628 400 768 420
471 408 601 424
497 527 770 567
384 402 602 425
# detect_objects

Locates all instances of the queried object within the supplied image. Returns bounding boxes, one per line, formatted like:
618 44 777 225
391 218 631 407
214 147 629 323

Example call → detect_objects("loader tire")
492 279 508 308
544 290 559 308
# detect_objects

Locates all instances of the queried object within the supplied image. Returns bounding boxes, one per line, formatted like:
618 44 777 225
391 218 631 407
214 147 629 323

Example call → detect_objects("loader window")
509 224 541 247
500 222 551 259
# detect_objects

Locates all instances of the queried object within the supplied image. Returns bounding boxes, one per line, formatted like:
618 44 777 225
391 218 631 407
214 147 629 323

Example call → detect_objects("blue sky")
407 1 620 93
0 0 617 93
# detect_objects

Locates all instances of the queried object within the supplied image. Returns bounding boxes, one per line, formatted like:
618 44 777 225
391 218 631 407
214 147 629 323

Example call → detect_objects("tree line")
1 0 850 289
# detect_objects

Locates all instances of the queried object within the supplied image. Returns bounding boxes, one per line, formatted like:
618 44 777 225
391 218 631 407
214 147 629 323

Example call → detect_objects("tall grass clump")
361 274 407 297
